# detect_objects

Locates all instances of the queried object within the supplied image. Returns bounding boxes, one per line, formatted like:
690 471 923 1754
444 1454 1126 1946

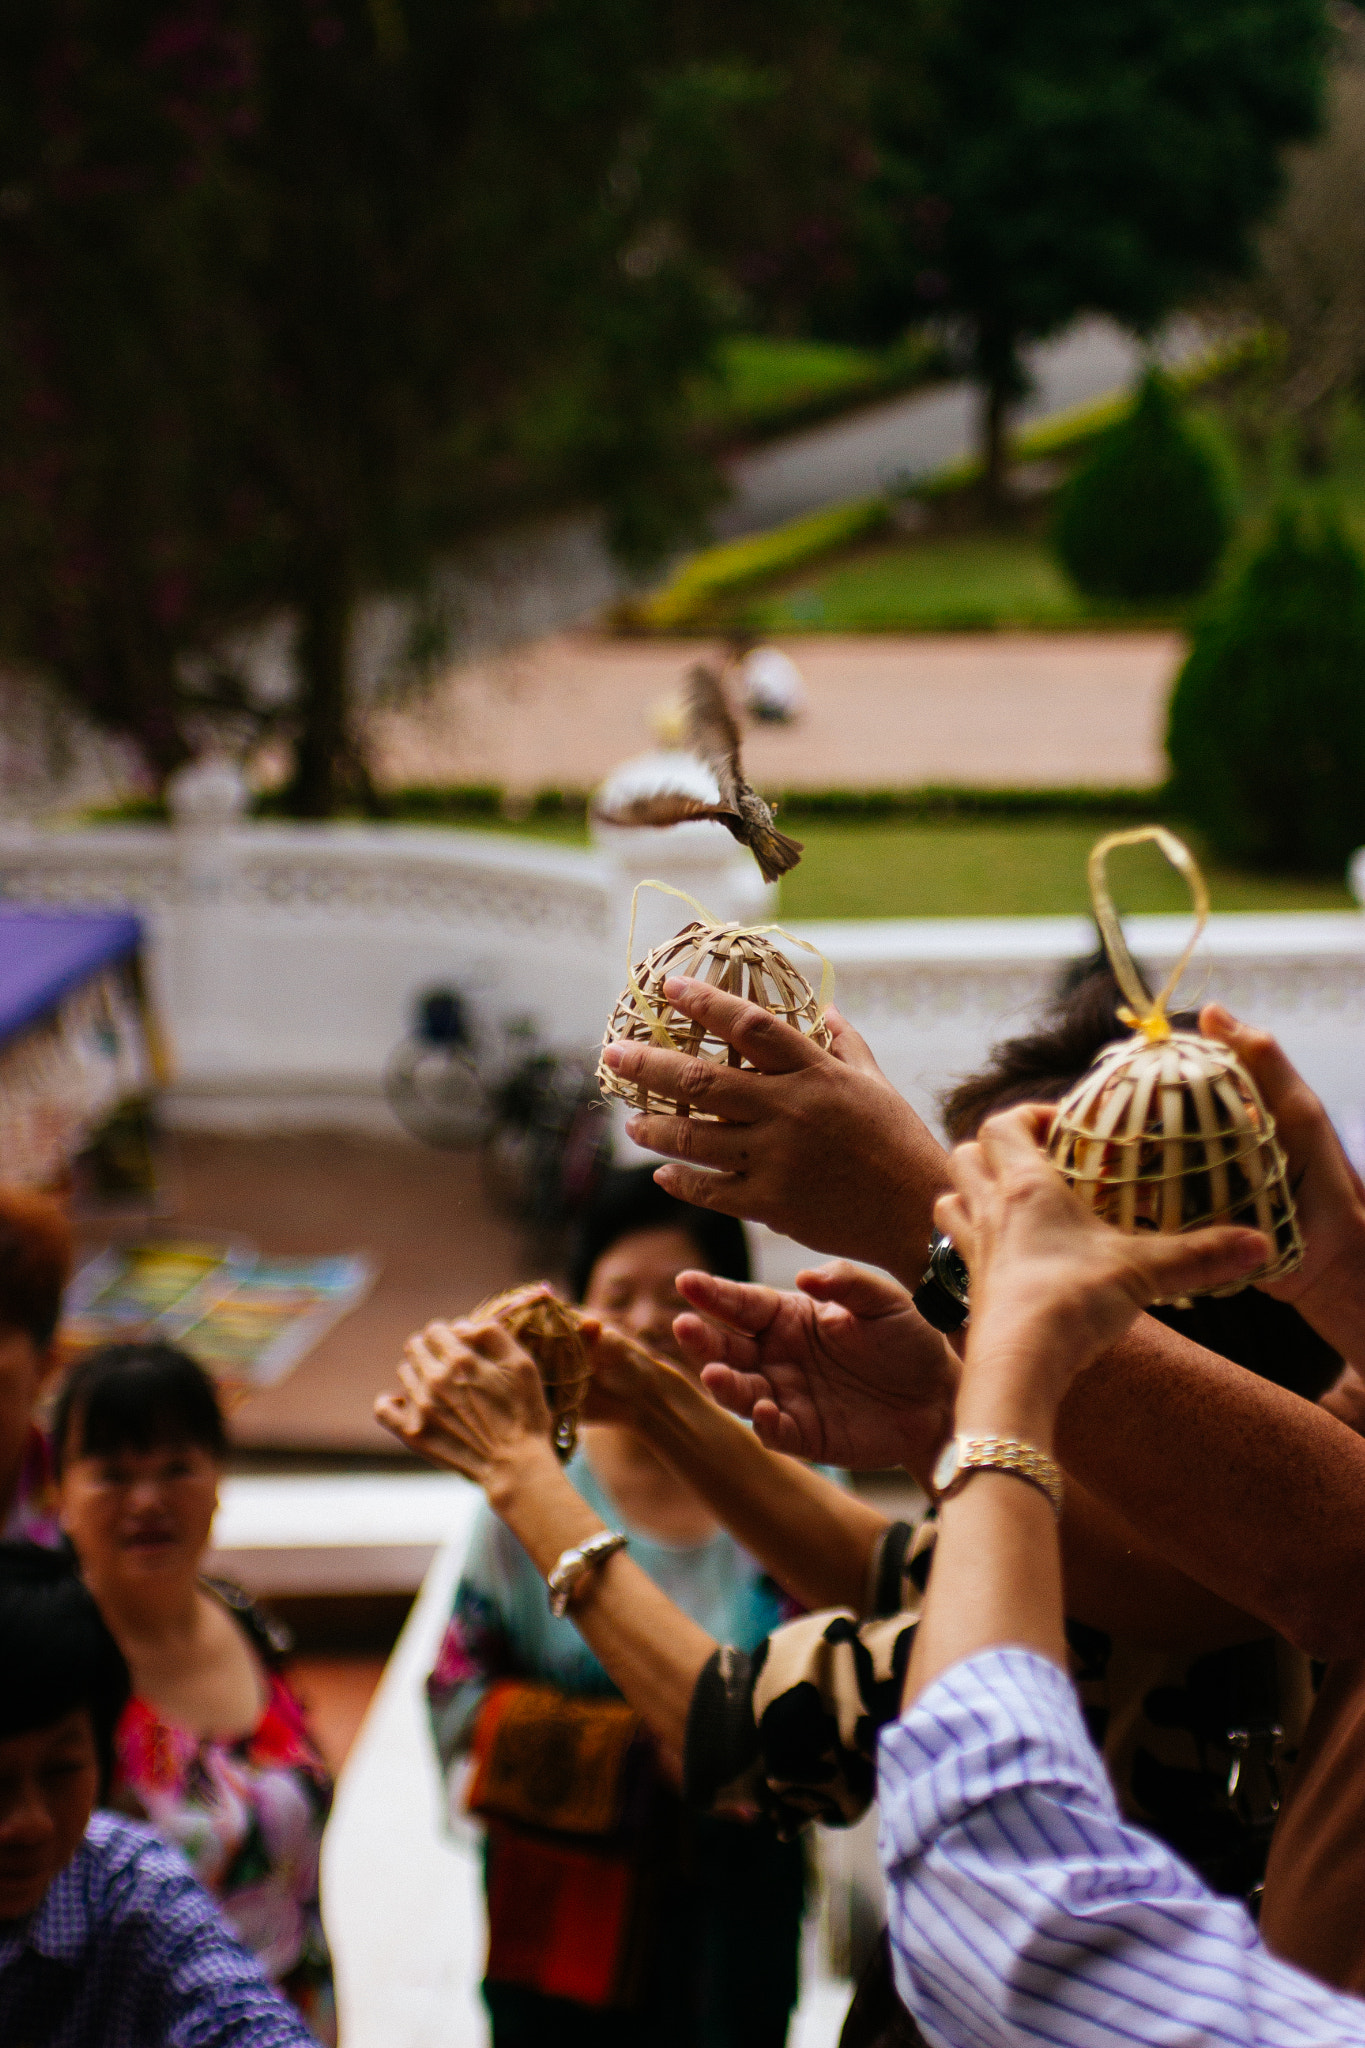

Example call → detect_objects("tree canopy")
815 0 1330 497
0 0 883 810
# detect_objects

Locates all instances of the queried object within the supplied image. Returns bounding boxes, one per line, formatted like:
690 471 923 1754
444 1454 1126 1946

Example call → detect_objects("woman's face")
58 1435 220 1593
583 1225 706 1367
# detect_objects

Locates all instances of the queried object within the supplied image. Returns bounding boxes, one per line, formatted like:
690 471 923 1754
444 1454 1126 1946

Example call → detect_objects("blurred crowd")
7 955 1365 2048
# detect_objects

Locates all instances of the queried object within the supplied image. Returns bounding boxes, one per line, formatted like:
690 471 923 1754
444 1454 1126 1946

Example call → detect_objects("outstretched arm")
905 1106 1270 1701
675 1261 960 1484
580 1316 891 1614
688 1016 1365 1657
376 1320 713 1767
877 1111 1363 2048
600 977 949 1288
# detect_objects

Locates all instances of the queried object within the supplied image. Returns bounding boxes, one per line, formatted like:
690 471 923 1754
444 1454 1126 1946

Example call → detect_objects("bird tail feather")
750 824 804 884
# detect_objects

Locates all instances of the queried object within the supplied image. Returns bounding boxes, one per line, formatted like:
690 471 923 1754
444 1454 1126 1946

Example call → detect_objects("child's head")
0 1542 130 1919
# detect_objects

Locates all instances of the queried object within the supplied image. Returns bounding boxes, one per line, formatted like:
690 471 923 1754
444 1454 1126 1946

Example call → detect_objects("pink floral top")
111 1658 336 2044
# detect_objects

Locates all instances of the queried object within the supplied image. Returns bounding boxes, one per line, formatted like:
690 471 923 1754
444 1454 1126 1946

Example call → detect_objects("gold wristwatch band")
932 1433 1065 1518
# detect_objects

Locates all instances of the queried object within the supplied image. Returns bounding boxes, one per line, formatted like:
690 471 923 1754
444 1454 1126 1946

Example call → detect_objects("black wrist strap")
912 1272 968 1333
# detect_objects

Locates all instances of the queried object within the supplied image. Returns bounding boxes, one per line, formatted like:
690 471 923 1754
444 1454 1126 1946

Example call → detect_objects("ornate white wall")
1 816 1362 1159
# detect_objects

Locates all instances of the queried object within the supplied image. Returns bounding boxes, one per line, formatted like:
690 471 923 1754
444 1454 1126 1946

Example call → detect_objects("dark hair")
567 1167 750 1302
940 947 1340 1403
52 1342 227 1477
0 1542 130 1791
0 1185 72 1351
940 949 1195 1141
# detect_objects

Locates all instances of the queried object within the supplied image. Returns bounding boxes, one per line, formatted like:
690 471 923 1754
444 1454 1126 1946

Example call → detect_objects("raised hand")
940 1104 1271 1419
375 1316 554 1485
1199 1004 1365 1357
675 1261 959 1479
600 976 949 1286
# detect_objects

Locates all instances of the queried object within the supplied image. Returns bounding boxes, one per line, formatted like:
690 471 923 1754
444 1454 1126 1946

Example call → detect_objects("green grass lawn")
691 333 939 441
750 531 1096 633
481 812 1353 920
728 399 1365 635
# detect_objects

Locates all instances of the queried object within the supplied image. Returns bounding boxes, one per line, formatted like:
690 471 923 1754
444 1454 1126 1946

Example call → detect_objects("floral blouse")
110 1593 336 2045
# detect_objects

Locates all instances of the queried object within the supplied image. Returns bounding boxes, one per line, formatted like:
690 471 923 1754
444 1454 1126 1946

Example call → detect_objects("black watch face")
934 1237 970 1305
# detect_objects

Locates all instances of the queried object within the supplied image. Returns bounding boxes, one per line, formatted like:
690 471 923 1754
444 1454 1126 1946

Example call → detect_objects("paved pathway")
377 317 1184 676
370 628 1182 794
715 316 1184 538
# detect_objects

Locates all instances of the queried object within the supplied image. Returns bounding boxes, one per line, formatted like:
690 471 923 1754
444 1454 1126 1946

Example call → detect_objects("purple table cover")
0 907 142 1050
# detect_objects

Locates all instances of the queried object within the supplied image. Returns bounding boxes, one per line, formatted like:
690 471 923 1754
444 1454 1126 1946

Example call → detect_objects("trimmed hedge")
1167 508 1365 872
1052 370 1231 602
84 782 1170 827
612 496 890 633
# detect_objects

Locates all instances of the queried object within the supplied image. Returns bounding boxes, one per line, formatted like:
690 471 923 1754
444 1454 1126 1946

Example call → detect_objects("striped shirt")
879 1646 1365 2048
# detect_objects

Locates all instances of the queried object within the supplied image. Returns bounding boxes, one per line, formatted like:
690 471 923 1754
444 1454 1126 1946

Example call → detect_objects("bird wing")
685 664 745 809
593 792 740 829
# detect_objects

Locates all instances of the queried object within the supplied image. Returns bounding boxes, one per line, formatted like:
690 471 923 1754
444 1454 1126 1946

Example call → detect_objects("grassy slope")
692 334 937 441
740 401 1365 635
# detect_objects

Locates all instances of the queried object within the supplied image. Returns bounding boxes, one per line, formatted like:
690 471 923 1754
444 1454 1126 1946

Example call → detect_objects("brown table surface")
78 1130 534 1458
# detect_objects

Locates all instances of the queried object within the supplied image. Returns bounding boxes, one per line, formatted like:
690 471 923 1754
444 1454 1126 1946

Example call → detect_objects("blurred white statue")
739 644 805 724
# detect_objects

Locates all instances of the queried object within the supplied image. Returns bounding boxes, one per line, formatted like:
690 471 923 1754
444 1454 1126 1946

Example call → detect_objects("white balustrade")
0 816 1362 1149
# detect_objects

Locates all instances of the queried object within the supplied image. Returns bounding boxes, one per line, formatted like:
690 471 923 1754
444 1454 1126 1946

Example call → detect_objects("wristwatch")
546 1529 628 1617
932 1433 1065 1518
913 1231 970 1333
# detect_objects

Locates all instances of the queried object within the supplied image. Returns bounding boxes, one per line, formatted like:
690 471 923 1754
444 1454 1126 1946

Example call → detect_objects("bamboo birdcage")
1045 827 1302 1300
473 1282 593 1459
596 884 833 1118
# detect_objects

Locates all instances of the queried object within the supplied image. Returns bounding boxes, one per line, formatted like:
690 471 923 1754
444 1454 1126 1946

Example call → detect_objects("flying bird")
595 664 803 883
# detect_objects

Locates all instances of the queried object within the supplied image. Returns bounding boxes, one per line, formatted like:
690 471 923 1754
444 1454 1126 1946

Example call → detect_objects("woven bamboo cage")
473 1282 593 1460
597 889 832 1117
1044 827 1302 1300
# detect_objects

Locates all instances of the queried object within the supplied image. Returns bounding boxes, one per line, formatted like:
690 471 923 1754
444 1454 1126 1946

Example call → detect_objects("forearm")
632 1360 890 1611
1056 1315 1365 1657
1321 1361 1365 1435
488 1441 714 1760
905 1366 1066 1708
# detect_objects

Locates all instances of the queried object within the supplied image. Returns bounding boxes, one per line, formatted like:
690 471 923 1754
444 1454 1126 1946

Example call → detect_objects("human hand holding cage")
1045 827 1302 1300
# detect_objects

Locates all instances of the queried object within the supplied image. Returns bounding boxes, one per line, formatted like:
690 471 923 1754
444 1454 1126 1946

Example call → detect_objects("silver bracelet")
546 1529 628 1618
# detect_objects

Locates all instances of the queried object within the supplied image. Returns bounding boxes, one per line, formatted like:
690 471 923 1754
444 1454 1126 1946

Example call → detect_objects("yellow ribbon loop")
1089 826 1209 1042
623 879 835 1052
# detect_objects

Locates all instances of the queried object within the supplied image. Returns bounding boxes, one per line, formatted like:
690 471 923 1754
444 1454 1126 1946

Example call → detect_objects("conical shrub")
1167 507 1365 871
1053 370 1232 602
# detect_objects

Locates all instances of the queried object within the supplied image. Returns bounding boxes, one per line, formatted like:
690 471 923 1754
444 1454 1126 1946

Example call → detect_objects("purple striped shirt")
879 1646 1365 2048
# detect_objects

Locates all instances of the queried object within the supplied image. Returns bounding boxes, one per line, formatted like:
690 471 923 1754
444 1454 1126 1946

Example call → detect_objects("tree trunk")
981 376 1010 514
976 318 1023 520
287 561 353 818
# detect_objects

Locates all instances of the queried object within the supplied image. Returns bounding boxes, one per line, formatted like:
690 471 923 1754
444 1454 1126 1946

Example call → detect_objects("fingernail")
603 1044 624 1068
625 1116 642 1138
1203 1002 1239 1031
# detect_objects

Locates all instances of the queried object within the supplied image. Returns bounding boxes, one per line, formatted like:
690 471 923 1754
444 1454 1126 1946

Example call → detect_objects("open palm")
675 1262 959 1479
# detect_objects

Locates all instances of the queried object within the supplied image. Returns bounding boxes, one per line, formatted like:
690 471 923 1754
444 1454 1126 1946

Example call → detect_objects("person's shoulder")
83 1810 197 1903
201 1574 295 1669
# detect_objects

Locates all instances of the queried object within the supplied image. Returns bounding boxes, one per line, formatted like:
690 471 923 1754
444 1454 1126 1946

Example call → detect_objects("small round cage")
1044 824 1303 1301
1046 1031 1303 1298
473 1282 592 1460
597 916 832 1117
